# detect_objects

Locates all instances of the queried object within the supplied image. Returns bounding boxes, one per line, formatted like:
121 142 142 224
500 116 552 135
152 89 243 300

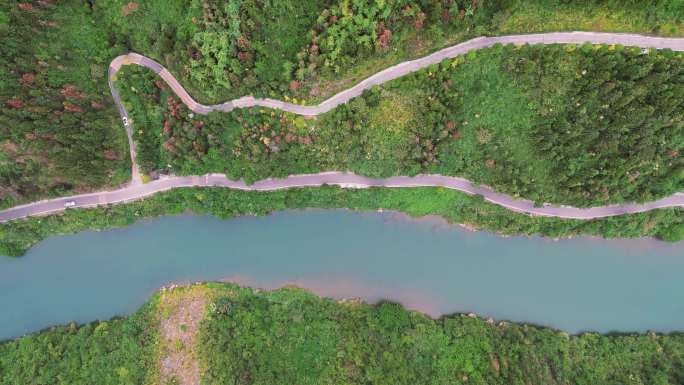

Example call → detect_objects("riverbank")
3 209 684 337
2 282 683 385
1 186 682 257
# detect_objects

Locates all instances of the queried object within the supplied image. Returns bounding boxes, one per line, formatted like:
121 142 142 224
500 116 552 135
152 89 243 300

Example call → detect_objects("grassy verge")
1 186 682 258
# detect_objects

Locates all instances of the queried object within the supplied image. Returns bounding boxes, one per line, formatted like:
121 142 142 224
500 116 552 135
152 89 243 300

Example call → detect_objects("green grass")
426 49 556 197
495 0 684 36
359 88 423 176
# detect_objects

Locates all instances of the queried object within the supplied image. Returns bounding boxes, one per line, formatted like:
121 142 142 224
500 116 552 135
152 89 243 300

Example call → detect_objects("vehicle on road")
64 201 76 208
122 117 128 126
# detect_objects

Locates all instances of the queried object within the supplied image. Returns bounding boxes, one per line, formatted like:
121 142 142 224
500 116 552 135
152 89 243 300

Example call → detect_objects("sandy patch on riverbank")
158 285 209 385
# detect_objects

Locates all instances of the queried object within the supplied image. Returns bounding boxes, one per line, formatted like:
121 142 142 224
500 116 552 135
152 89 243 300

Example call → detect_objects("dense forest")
2 185 683 257
201 284 684 385
402 43 684 206
2 0 684 209
2 282 684 384
0 300 158 385
0 2 131 209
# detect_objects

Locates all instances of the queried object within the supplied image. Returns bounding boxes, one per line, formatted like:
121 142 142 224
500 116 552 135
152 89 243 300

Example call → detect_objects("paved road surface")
2 172 684 222
2 32 684 223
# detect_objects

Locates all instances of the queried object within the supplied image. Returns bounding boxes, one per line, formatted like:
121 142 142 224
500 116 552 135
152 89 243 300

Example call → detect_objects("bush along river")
1 209 683 340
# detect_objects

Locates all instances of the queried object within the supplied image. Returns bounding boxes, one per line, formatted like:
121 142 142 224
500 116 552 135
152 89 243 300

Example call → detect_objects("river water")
1 210 683 340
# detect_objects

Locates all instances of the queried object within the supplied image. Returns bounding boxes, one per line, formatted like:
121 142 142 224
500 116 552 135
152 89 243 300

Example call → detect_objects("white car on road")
122 117 129 126
64 201 76 208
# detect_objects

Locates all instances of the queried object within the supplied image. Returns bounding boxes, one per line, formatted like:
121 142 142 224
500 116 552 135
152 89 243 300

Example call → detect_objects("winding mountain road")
2 32 684 223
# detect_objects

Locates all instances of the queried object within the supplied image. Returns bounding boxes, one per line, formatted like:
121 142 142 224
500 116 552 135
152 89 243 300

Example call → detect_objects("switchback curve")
2 32 684 223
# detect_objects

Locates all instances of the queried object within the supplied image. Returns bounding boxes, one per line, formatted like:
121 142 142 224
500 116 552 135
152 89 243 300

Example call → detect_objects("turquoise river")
1 209 683 340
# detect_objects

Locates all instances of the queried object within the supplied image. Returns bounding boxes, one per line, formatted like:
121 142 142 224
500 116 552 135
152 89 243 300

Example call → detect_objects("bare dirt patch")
60 85 83 99
158 285 209 385
6 98 24 109
103 149 121 160
122 2 139 16
20 73 36 85
1 141 19 157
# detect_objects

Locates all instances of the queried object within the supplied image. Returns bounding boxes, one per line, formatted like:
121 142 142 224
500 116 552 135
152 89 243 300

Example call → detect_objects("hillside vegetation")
118 43 684 207
2 283 684 384
201 283 684 385
0 300 158 385
0 2 131 209
1 0 684 207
